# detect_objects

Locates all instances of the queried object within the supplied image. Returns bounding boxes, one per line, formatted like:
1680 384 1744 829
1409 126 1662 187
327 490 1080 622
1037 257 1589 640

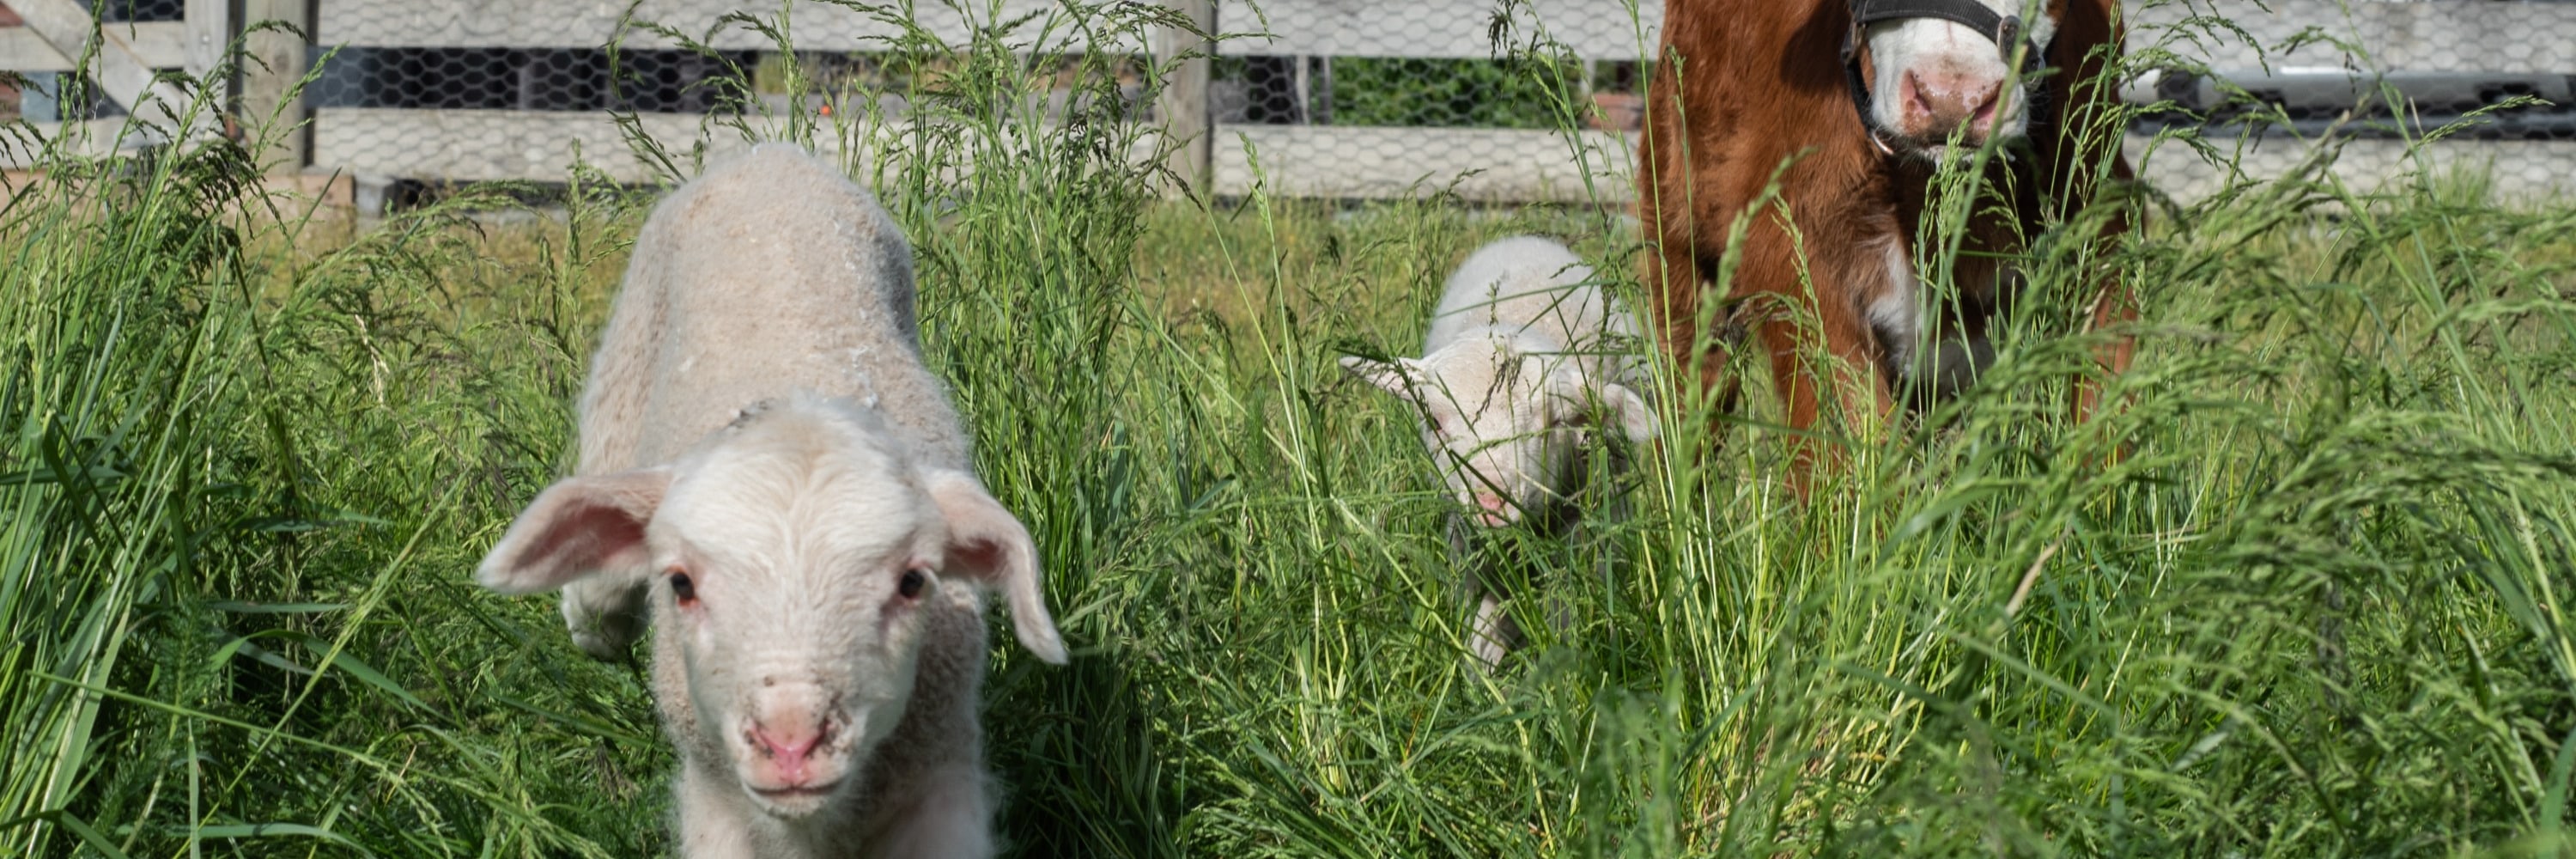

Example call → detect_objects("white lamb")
1340 235 1656 667
474 143 1064 858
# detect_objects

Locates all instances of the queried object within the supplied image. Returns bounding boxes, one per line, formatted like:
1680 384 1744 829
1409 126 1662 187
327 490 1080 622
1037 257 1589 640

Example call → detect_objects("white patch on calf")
1867 237 1923 377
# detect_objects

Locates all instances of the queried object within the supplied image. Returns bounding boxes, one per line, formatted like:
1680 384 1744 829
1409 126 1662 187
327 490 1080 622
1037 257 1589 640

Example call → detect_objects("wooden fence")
0 0 221 161
6 1 2576 204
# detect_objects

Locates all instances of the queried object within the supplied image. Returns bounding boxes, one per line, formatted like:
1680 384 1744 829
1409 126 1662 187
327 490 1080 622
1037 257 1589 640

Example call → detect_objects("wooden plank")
1219 0 1662 61
2 167 360 217
1224 0 2576 68
0 118 169 168
298 105 2576 207
1209 125 1635 203
294 0 2576 73
183 0 230 74
7 0 198 126
1206 125 2576 205
317 0 1145 52
0 21 189 71
308 107 1172 185
2123 134 2576 206
312 107 787 184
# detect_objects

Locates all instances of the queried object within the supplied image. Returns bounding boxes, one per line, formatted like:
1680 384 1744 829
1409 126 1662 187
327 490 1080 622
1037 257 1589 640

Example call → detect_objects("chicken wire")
1208 0 1659 130
1210 56 1646 130
305 48 757 113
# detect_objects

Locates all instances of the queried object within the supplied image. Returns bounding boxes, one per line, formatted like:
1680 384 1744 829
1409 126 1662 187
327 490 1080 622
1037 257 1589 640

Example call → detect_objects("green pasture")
3 1 2573 856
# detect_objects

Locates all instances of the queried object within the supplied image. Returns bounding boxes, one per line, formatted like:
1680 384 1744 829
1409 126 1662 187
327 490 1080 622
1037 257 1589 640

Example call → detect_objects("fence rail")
0 21 188 70
8 1 2576 203
316 0 1144 52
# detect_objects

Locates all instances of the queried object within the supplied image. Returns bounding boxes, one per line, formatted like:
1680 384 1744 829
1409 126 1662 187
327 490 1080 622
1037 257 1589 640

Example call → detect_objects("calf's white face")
1342 337 1654 527
475 400 1065 819
1862 0 2059 156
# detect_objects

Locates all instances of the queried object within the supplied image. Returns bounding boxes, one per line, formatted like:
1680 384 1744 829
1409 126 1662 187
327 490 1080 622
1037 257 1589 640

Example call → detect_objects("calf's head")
1855 0 2061 157
1343 336 1654 527
475 398 1064 818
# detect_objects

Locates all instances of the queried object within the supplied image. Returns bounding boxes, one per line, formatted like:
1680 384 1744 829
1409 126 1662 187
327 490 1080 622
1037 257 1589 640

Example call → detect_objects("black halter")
1840 0 2056 152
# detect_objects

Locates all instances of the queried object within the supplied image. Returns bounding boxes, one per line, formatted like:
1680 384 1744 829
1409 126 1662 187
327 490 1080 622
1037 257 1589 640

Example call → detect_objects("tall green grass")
2 0 2573 856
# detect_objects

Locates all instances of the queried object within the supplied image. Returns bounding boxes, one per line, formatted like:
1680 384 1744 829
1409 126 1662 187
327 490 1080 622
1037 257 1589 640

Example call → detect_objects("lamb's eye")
897 568 927 600
668 570 698 605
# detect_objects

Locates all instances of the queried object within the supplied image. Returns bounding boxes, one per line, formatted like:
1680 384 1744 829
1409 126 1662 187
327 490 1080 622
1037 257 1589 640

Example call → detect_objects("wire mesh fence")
305 48 758 113
1211 56 1645 130
92 0 185 22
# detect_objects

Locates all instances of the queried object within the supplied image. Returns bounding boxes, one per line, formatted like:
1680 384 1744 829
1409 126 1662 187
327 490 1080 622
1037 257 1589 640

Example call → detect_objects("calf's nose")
1901 69 2003 137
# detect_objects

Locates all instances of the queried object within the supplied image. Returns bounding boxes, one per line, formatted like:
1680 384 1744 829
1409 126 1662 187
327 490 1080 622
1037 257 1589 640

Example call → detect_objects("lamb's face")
1859 0 2061 158
647 409 944 817
1343 337 1654 527
474 398 1066 822
1413 337 1572 526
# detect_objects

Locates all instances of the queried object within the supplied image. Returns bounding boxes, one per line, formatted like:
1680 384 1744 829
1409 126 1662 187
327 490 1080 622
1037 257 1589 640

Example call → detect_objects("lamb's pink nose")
750 722 825 782
1473 492 1508 512
1470 492 1515 526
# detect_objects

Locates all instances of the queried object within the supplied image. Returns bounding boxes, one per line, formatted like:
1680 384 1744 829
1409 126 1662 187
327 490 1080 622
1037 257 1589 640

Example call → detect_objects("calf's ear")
924 470 1068 665
477 467 671 594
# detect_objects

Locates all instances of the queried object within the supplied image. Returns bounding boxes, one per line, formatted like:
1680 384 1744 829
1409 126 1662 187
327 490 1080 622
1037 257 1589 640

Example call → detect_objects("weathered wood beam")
0 21 188 72
9 0 205 131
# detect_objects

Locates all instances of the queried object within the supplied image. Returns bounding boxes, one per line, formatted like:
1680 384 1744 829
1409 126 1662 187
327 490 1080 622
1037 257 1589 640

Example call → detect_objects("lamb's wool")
1341 236 1655 667
477 144 1059 858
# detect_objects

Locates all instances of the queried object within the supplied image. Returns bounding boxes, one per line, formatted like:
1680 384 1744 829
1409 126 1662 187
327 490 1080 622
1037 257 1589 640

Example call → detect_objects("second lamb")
1340 235 1656 667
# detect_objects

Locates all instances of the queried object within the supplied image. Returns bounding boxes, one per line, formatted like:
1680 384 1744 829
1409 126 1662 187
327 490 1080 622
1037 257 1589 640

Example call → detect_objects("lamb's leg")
561 565 652 660
1452 515 1517 670
1563 452 1636 651
1453 508 1525 670
675 762 760 859
866 764 997 859
1471 594 1522 671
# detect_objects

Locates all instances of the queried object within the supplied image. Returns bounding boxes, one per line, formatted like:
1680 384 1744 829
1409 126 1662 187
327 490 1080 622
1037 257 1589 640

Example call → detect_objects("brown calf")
1637 0 2136 478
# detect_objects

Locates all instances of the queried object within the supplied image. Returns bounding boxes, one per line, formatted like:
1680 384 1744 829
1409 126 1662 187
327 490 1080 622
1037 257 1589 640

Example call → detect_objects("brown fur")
1637 0 2136 482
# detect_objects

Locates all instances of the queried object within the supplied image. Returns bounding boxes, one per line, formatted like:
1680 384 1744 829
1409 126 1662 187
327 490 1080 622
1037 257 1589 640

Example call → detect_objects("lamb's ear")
1339 355 1422 396
1598 382 1658 442
924 470 1066 665
1551 374 1658 442
477 467 671 594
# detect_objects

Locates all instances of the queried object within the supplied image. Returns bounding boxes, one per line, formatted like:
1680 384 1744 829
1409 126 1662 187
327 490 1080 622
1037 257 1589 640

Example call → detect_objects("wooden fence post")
1154 0 1213 198
237 0 311 172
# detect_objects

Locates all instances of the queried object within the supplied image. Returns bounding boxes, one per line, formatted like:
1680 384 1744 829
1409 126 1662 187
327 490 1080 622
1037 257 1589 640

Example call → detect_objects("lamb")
473 143 1064 858
1340 235 1656 667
